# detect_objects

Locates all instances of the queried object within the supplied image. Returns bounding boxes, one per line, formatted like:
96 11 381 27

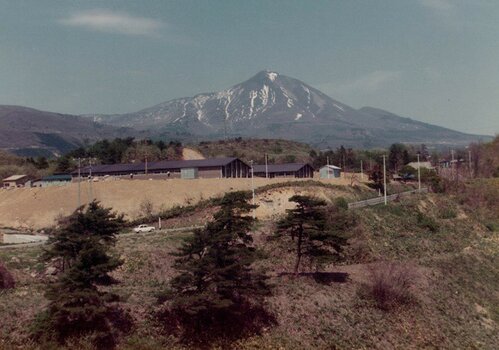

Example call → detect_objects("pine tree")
276 195 348 275
160 191 272 340
33 201 131 349
369 163 387 192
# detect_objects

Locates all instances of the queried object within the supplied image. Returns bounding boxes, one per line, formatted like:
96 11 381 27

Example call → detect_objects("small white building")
319 165 341 179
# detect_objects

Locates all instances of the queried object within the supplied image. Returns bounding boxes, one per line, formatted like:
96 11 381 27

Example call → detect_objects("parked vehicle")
133 224 155 233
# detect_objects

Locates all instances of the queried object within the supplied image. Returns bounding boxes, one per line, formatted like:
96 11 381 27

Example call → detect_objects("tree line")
27 191 352 348
55 138 183 173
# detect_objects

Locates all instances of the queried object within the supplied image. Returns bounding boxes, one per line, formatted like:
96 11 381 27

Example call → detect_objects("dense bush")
416 212 439 232
32 202 132 349
157 192 274 344
438 207 457 219
334 196 349 210
359 261 417 311
0 261 15 289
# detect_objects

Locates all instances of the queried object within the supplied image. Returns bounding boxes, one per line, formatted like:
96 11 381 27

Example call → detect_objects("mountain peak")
83 72 490 149
252 70 280 82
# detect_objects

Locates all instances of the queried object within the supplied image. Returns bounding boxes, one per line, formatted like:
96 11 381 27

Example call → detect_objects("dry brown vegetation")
0 261 15 289
358 261 418 311
0 180 498 349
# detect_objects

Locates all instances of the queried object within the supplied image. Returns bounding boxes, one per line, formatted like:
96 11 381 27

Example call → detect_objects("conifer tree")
33 201 131 349
160 191 272 340
277 195 348 275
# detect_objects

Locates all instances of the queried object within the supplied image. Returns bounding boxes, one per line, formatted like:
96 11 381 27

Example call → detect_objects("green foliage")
64 138 183 166
276 195 348 274
55 156 75 173
485 222 499 232
399 165 417 176
195 138 314 164
26 156 49 170
416 212 439 233
388 143 409 172
33 201 131 349
368 163 387 192
438 207 457 219
426 171 446 193
334 197 349 210
158 191 273 342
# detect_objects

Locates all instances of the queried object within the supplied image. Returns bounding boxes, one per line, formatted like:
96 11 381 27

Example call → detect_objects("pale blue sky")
1 0 498 135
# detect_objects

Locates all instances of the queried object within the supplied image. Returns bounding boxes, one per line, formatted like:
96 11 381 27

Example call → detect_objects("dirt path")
182 147 205 160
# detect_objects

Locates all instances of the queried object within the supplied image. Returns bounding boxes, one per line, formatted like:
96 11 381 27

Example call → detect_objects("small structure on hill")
40 174 72 187
319 165 342 179
2 174 29 188
252 163 314 178
406 161 434 170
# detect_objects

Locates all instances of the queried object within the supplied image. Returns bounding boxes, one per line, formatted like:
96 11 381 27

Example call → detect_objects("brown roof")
253 163 314 173
72 157 248 176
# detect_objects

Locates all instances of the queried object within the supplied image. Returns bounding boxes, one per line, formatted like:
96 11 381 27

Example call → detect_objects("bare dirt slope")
181 147 205 160
0 177 361 230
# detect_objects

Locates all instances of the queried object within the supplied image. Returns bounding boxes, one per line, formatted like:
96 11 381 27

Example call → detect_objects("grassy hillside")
192 138 316 164
0 179 497 349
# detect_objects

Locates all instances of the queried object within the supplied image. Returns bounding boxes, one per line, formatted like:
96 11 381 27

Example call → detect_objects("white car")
133 224 156 233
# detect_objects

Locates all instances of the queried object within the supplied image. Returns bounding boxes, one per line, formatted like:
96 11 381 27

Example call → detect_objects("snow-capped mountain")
88 71 489 148
92 70 354 130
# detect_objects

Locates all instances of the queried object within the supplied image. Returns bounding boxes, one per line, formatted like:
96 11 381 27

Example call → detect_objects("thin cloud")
323 70 402 95
59 9 164 37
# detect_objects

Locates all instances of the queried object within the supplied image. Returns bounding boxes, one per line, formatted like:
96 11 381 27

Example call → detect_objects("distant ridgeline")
0 71 492 156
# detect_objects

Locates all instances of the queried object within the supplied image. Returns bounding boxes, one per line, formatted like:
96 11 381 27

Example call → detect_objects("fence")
348 188 428 209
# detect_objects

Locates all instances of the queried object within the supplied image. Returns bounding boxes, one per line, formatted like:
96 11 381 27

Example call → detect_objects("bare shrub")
0 261 15 289
139 198 154 219
360 261 417 311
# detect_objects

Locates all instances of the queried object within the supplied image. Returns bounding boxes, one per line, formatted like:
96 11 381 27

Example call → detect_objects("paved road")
0 225 202 250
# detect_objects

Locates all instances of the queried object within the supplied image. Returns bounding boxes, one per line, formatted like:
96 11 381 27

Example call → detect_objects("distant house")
319 165 341 179
71 157 250 179
406 161 434 170
2 175 29 188
252 163 314 178
40 174 72 187
438 159 463 169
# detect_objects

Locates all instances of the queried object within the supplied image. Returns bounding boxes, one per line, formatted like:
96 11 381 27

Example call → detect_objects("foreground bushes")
32 202 132 349
0 261 15 289
359 261 418 311
157 192 275 344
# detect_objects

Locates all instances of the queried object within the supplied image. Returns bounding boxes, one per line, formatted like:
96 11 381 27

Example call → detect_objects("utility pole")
327 156 330 179
265 153 268 179
77 158 81 209
250 160 255 218
383 155 387 205
360 159 364 181
451 149 455 180
468 150 472 178
89 158 93 201
417 153 421 192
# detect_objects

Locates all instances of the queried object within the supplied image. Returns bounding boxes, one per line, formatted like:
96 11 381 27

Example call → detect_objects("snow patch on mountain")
267 71 278 81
